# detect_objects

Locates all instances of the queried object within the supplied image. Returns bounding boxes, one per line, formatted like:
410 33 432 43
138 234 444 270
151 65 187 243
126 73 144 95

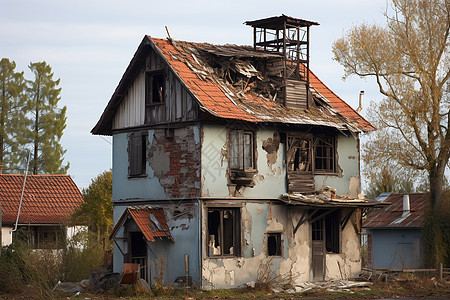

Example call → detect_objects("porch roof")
110 206 173 242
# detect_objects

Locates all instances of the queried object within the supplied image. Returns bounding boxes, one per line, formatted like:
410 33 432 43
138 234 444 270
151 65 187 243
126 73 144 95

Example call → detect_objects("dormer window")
146 69 165 105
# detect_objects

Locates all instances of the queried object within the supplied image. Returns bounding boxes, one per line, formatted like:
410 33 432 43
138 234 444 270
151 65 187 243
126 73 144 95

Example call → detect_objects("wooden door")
311 219 325 281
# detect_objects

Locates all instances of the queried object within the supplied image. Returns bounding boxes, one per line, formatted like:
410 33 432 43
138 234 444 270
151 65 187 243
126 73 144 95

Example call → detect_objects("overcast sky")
1 0 387 189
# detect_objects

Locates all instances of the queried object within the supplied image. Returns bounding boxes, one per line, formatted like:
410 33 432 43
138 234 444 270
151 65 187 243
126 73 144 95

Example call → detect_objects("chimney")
403 194 410 213
356 91 364 113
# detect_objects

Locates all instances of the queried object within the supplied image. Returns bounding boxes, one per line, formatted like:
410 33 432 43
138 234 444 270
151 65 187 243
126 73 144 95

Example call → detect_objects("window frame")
314 136 336 174
267 232 283 257
145 69 165 106
229 129 256 172
128 131 147 177
207 207 241 257
287 133 336 175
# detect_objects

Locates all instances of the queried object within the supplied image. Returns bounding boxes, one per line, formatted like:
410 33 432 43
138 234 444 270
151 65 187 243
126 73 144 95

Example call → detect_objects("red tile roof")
92 36 374 135
110 206 173 242
152 37 374 131
0 174 84 225
363 194 428 228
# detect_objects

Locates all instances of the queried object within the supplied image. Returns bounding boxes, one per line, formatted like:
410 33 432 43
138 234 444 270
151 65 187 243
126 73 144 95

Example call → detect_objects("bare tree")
333 0 449 214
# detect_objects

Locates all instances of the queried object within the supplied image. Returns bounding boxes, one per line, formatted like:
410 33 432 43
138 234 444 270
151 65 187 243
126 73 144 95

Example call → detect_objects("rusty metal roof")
92 36 374 135
363 194 428 228
110 206 173 242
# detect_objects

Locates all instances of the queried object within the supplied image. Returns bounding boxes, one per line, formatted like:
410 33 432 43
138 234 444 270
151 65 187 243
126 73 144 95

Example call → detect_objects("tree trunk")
429 162 445 215
33 85 39 175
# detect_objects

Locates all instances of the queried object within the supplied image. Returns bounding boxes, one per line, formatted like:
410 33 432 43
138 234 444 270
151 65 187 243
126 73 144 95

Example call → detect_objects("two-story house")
93 15 381 288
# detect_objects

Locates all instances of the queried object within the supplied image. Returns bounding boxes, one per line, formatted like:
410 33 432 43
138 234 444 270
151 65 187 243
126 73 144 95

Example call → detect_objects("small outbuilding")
0 174 84 249
363 193 428 269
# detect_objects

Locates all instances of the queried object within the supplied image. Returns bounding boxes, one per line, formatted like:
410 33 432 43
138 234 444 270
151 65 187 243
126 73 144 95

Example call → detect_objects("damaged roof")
363 194 428 228
0 174 84 225
110 206 173 242
279 193 387 208
92 36 374 135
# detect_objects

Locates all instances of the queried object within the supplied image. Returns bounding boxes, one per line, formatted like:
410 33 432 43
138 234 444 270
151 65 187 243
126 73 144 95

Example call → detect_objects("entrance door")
311 219 325 281
130 231 148 283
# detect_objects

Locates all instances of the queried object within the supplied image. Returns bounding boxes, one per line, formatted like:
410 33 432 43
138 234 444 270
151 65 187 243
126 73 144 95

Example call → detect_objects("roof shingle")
0 174 84 225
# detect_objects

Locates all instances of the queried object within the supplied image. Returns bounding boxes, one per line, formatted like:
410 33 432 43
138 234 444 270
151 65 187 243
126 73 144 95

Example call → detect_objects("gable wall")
112 48 198 131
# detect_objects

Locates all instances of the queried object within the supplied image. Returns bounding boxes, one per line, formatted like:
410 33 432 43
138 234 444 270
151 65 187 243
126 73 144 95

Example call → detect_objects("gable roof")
362 193 428 229
110 206 173 242
92 36 374 135
0 174 84 225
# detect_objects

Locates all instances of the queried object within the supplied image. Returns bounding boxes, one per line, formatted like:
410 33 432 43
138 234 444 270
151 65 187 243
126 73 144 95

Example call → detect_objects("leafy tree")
0 58 27 172
72 170 113 241
26 61 69 174
333 0 449 214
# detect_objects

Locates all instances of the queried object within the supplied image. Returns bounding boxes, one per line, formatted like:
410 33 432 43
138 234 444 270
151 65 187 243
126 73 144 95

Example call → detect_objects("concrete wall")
112 125 201 201
369 228 423 269
200 201 362 288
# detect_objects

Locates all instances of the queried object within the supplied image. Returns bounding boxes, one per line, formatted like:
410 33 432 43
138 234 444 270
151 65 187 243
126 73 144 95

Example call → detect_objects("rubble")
281 280 372 294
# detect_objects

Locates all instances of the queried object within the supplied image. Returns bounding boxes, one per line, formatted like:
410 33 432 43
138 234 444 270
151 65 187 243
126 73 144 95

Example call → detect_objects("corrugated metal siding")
113 68 146 130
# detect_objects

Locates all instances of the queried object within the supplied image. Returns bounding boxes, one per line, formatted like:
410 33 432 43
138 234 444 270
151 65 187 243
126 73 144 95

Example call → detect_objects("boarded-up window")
229 130 254 171
146 70 165 105
267 232 282 256
129 132 147 177
315 137 335 172
207 208 241 257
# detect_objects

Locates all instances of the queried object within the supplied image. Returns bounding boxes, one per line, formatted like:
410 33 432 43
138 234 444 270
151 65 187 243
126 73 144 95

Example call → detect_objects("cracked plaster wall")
324 209 361 280
112 202 201 285
201 202 312 289
201 124 286 198
112 125 201 201
314 135 360 196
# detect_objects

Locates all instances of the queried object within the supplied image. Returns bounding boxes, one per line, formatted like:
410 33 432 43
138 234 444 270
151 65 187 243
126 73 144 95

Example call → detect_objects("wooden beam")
293 210 308 235
341 209 354 230
309 208 336 224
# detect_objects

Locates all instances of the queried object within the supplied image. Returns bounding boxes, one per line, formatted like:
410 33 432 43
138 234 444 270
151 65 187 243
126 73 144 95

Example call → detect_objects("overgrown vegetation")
0 228 107 298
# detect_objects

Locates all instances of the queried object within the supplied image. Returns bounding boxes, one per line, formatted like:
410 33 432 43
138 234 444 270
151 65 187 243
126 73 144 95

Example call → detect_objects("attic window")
146 70 165 105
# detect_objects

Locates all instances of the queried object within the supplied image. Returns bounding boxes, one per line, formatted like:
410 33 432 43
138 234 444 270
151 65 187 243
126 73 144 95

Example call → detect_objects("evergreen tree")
26 61 69 174
0 58 27 173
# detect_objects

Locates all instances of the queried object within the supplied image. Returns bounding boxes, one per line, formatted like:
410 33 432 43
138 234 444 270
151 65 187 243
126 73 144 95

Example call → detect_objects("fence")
374 263 449 280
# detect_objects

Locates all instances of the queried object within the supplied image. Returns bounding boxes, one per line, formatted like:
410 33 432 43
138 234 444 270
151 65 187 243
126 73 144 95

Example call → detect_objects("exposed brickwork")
149 126 201 198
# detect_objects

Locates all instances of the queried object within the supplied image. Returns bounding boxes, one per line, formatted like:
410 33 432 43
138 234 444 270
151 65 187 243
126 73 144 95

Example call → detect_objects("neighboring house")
363 193 427 269
0 174 84 249
93 15 382 288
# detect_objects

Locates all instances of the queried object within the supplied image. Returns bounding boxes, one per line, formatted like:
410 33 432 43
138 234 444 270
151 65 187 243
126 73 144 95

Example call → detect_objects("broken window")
146 70 165 104
229 129 255 171
267 232 282 256
129 132 147 177
207 208 240 256
287 137 312 172
287 133 336 174
314 137 335 173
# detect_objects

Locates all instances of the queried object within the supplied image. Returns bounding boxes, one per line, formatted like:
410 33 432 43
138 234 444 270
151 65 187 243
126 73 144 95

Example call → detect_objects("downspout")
12 151 31 232
198 198 202 288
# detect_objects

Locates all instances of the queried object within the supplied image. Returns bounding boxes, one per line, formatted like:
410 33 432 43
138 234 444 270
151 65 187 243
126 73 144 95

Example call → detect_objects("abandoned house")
0 174 84 249
92 15 383 288
363 193 427 269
